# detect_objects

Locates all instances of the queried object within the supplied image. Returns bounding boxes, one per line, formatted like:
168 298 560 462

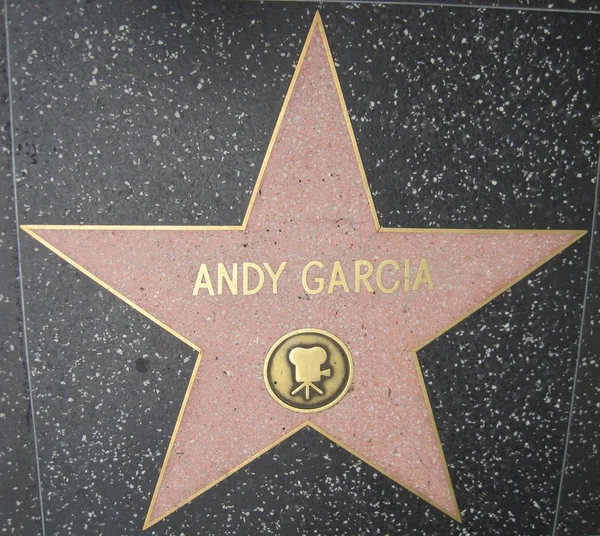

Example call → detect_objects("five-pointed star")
23 13 584 530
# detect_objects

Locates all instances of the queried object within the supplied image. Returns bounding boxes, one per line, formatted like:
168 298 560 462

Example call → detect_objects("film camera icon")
264 328 353 413
289 346 331 400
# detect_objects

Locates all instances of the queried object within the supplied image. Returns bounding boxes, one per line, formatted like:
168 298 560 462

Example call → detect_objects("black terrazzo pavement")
0 6 42 535
554 195 600 536
327 0 600 13
3 1 600 535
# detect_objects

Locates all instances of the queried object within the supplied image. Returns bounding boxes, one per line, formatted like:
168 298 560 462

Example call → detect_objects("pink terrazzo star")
24 13 584 530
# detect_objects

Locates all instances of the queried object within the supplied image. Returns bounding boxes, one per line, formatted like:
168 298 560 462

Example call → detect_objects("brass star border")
21 12 586 531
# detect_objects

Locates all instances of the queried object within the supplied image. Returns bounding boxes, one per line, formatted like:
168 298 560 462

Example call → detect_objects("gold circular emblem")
264 329 354 413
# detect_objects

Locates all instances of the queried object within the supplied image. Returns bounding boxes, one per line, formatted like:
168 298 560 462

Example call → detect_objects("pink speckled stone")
33 24 582 526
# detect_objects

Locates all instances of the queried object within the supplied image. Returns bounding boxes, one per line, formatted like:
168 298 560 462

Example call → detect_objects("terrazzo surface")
320 0 600 12
0 6 42 535
554 197 600 536
2 1 599 535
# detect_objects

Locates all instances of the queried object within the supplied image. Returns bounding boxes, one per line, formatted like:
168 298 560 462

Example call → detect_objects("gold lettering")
302 261 324 295
376 260 400 294
193 258 430 297
192 263 214 296
243 262 264 295
217 263 238 295
354 260 374 293
328 261 349 294
413 259 434 290
263 262 287 294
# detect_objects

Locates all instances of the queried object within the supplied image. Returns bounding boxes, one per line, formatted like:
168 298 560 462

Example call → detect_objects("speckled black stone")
326 6 600 230
554 195 600 535
0 6 42 535
335 0 600 14
4 1 600 535
11 2 312 227
20 255 197 535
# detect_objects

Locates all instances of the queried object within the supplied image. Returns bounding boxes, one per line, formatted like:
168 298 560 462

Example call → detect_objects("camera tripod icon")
288 346 332 400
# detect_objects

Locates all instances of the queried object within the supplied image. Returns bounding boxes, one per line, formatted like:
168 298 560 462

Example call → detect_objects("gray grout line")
551 146 600 536
3 1 47 535
255 0 600 16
